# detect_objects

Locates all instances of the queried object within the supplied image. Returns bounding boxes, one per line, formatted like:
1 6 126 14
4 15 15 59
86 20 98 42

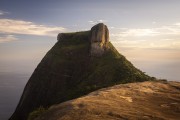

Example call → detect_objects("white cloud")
88 20 94 23
0 10 9 15
111 23 180 38
0 19 66 36
173 23 180 26
152 21 156 24
88 21 96 25
0 35 18 43
88 19 107 25
110 23 180 50
120 29 159 37
97 19 107 23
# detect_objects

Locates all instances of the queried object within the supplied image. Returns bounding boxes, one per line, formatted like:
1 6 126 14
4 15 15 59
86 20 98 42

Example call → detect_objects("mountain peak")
10 24 151 120
57 23 109 56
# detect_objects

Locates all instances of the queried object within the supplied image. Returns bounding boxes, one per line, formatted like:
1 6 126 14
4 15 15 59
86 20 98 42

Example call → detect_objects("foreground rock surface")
36 81 180 120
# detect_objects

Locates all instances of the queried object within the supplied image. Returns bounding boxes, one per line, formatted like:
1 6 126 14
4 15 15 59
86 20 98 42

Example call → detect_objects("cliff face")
10 23 151 120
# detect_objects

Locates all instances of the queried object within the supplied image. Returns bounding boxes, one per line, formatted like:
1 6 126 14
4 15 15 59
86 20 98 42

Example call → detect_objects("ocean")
0 72 30 120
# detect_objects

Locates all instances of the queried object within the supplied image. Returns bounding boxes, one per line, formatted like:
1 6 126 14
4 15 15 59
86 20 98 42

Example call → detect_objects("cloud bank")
0 35 17 43
111 23 180 50
88 20 107 25
0 19 66 37
0 10 9 15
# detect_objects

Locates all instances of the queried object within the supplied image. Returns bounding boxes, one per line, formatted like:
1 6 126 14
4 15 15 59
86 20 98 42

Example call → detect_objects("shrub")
28 106 47 120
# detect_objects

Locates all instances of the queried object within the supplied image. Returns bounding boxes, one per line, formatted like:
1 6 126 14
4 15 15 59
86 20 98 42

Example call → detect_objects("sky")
0 0 180 81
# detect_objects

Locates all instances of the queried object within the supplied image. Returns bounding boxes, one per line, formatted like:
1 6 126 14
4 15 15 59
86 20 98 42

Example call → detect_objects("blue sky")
0 0 180 81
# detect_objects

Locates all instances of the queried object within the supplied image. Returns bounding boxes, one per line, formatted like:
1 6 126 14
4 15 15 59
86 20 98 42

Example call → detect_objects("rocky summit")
10 23 151 120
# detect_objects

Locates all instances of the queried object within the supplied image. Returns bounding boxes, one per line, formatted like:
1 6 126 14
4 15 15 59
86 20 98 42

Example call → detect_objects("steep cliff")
10 23 151 120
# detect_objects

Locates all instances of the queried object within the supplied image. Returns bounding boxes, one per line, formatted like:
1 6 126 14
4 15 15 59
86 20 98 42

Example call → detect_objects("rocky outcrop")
58 23 109 56
33 81 180 120
90 23 109 56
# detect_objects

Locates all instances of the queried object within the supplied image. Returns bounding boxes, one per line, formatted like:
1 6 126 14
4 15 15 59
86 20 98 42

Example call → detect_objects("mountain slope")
32 81 180 120
10 23 151 120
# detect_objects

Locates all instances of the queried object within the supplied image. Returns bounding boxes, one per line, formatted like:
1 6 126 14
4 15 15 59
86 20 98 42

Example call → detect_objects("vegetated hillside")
10 23 152 120
32 81 180 120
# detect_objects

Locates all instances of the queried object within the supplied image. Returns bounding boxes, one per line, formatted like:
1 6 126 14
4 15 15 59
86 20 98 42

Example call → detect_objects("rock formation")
90 23 109 56
58 23 109 56
57 33 64 41
32 81 180 120
9 23 151 120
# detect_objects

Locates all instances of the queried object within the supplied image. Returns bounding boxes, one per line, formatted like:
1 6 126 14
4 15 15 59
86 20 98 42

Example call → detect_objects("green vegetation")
35 30 152 103
60 41 151 99
28 106 47 120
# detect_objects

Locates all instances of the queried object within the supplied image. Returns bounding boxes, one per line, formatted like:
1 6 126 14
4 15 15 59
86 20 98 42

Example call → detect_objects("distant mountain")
31 81 180 120
10 23 151 120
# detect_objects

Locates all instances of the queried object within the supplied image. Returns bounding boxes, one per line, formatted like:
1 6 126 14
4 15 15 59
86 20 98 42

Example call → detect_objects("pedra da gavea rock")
10 23 151 120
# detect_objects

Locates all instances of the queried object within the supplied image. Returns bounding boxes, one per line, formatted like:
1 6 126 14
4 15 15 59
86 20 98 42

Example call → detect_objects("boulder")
90 23 109 56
